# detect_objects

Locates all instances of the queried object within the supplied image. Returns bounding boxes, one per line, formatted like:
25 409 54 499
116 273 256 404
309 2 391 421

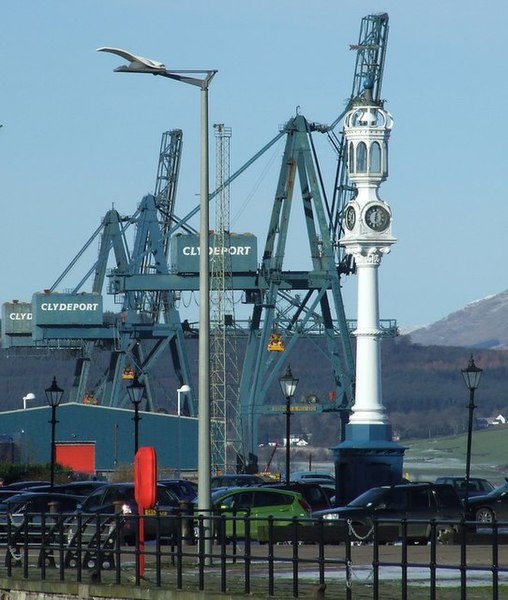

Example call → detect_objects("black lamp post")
279 365 299 487
127 375 145 455
45 376 64 489
461 355 483 512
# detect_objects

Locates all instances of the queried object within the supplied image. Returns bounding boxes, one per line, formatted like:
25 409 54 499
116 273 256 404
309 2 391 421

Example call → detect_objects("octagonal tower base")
332 423 405 506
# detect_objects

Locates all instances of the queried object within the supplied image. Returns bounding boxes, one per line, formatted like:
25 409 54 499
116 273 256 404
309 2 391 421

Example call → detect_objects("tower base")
331 423 405 505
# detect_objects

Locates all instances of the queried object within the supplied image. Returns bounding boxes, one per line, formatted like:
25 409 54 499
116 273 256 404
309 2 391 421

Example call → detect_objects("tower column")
351 250 387 425
332 91 405 505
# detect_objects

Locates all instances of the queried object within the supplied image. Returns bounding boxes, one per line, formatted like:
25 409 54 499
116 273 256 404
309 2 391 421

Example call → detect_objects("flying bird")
96 47 166 71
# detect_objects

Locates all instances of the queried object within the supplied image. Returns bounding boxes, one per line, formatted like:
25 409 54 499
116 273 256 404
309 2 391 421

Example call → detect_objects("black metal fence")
1 509 508 599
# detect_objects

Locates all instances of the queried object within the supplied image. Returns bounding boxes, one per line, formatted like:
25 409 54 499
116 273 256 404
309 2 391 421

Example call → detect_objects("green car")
209 487 311 540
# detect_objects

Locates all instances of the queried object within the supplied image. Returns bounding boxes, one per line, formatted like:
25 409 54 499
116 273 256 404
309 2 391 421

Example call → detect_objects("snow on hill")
409 290 508 349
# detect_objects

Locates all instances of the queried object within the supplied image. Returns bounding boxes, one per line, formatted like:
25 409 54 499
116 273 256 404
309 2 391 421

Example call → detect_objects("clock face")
345 206 356 230
364 205 390 232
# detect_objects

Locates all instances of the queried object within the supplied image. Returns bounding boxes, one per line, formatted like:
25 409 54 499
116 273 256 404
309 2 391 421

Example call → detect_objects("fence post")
179 500 195 545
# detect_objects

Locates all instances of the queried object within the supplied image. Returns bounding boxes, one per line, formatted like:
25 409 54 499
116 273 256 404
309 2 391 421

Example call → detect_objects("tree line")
1 334 507 445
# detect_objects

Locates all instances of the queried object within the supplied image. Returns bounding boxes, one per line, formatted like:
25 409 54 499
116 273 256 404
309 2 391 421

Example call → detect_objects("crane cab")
268 333 285 352
122 366 135 380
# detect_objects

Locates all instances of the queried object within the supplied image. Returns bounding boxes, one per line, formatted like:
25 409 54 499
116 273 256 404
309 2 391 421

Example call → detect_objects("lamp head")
177 384 191 394
279 365 299 400
462 355 483 391
127 374 145 406
45 377 64 408
97 47 166 73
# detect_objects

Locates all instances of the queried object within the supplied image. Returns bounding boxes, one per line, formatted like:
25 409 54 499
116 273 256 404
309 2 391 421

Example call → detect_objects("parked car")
261 482 331 512
318 484 337 506
28 481 108 497
435 476 495 499
211 474 265 489
2 481 50 492
203 486 311 540
0 491 85 514
73 482 181 542
313 482 463 544
290 471 335 486
158 479 197 502
466 481 508 523
0 492 85 543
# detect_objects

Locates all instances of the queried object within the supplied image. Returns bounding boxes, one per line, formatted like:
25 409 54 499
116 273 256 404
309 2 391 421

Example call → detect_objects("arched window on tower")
348 142 355 173
356 142 367 172
370 142 381 173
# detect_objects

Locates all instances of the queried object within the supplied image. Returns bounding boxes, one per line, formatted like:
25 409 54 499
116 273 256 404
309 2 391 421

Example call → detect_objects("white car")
291 471 335 485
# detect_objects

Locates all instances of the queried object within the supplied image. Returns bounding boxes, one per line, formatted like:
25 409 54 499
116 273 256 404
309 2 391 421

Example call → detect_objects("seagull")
96 47 166 71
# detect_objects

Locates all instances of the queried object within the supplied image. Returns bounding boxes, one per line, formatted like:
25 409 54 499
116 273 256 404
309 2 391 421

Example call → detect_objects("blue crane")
9 13 393 471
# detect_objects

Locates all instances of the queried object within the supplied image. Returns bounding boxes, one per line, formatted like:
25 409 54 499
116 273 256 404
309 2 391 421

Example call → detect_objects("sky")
1 0 507 331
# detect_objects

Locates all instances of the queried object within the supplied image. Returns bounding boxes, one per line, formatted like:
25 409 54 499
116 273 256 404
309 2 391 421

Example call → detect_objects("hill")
409 289 508 349
403 425 508 486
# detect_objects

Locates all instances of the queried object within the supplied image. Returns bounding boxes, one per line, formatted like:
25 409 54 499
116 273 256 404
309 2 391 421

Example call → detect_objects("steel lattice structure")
210 124 243 473
10 13 394 470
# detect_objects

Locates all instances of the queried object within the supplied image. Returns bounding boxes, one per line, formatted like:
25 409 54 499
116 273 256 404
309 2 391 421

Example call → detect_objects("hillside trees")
1 334 508 444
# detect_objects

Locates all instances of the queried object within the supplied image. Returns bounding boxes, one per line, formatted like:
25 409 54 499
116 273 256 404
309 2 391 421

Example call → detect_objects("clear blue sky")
1 1 506 329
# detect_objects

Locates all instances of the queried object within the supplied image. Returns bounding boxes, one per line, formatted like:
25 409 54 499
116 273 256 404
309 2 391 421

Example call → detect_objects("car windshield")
489 483 508 498
347 488 387 508
211 489 237 503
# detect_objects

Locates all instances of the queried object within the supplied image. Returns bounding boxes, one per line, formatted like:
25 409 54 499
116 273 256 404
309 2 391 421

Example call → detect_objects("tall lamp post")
22 392 35 465
461 355 483 512
45 377 64 489
279 366 299 487
98 48 216 547
176 385 191 478
127 375 145 455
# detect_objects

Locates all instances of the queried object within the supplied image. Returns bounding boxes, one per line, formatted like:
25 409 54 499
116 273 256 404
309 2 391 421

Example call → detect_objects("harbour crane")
5 13 394 473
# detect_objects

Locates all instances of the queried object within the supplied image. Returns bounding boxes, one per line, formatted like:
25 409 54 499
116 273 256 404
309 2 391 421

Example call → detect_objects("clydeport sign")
271 405 319 413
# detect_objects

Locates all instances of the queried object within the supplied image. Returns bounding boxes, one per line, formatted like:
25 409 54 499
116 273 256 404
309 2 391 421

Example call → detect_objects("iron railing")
0 510 507 599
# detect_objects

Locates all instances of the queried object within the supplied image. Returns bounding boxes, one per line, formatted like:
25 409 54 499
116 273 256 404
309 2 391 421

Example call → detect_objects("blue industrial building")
0 403 198 475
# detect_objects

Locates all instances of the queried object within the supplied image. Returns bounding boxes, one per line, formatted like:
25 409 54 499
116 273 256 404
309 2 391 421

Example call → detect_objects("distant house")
477 414 506 429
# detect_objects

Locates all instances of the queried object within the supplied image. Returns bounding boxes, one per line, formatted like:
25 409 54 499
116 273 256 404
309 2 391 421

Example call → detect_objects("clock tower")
333 87 405 504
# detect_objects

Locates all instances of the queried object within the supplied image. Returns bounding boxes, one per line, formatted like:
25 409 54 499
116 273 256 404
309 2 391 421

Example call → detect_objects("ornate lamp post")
461 355 483 511
127 375 145 455
45 377 64 489
279 366 299 487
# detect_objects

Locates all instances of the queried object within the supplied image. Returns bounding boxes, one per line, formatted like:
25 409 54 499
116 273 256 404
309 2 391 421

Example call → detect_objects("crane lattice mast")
210 124 243 473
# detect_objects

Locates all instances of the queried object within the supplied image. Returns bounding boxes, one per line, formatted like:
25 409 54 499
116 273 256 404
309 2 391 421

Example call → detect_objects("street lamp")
176 385 191 478
98 48 216 540
22 392 35 465
279 365 299 487
23 392 35 411
45 377 64 489
127 375 145 455
461 355 483 511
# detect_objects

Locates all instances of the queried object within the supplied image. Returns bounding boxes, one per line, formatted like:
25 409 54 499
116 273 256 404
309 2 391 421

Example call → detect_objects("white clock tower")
333 87 404 504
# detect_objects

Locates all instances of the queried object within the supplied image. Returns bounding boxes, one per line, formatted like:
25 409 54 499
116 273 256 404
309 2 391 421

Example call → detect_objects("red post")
134 447 157 578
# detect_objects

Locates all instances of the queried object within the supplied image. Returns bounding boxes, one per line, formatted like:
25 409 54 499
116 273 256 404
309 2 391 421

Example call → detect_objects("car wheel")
476 507 495 523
